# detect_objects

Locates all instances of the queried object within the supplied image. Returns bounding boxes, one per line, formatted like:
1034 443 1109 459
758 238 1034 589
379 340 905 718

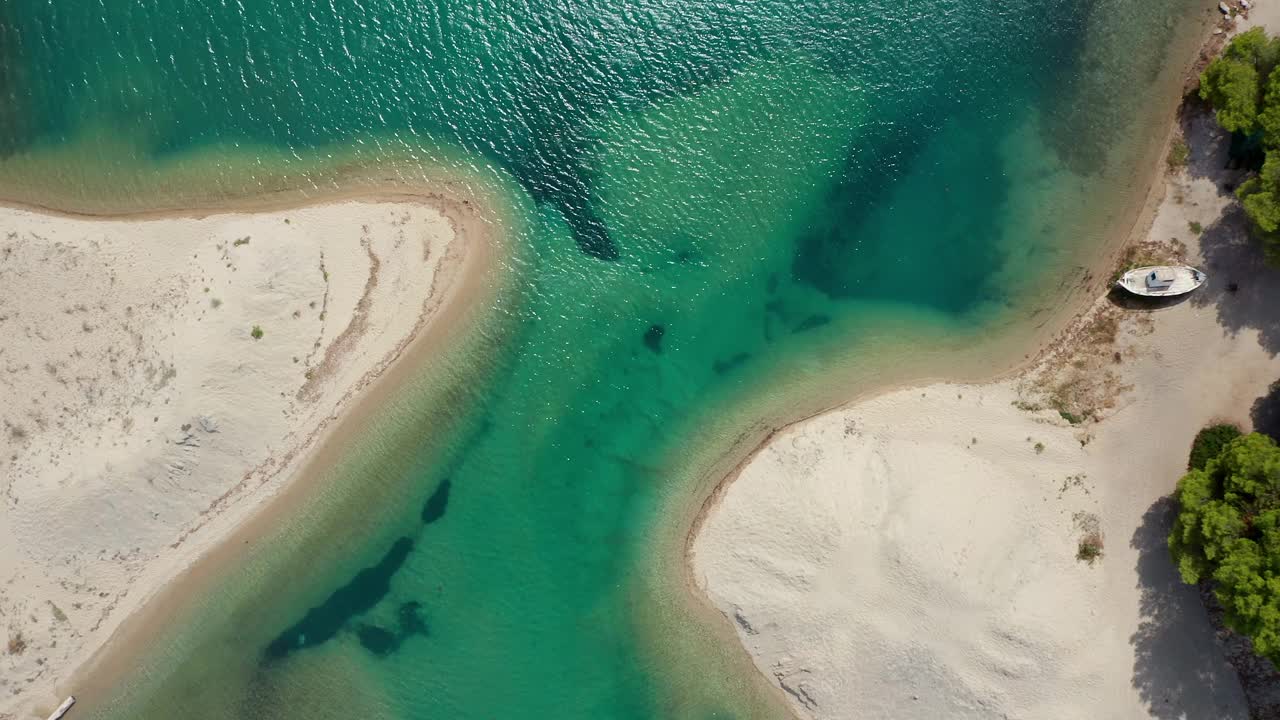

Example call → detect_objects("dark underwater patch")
355 601 430 657
502 126 620 260
789 100 1011 315
789 120 928 300
356 624 398 656
460 2 773 263
792 314 831 333
675 249 702 265
713 352 750 375
398 601 428 635
264 537 415 662
421 478 452 524
643 324 665 353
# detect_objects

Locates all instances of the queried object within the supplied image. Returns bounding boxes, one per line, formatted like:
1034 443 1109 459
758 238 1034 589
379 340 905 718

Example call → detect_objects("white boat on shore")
1116 265 1206 297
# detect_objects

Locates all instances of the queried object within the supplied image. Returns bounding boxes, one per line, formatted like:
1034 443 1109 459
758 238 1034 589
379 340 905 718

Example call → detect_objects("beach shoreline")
631 77 1198 720
0 180 511 718
688 4 1280 717
678 0 1214 610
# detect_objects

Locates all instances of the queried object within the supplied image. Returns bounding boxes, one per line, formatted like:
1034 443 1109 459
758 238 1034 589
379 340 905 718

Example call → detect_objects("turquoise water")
0 0 1205 718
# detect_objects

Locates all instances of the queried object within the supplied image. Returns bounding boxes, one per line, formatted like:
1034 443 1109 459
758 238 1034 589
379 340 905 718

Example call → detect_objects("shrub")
1189 220 1204 235
250 325 264 340
1168 137 1190 170
1075 512 1104 564
1078 532 1105 564
7 631 26 655
1170 433 1280 663
1188 423 1243 470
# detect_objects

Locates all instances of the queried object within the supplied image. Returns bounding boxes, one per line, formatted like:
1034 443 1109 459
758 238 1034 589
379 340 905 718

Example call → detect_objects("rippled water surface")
0 0 1205 718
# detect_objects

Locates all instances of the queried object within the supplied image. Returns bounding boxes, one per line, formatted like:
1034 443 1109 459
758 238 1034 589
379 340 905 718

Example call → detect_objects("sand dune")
0 198 482 717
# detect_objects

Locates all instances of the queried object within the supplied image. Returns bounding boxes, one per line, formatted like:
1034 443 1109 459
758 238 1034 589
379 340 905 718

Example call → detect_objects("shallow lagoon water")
0 0 1208 717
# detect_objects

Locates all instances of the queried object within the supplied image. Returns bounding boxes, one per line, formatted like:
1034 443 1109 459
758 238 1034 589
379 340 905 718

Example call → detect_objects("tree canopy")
1200 28 1280 261
1237 154 1280 262
1201 57 1260 134
1188 423 1243 470
1169 432 1280 662
1201 27 1280 135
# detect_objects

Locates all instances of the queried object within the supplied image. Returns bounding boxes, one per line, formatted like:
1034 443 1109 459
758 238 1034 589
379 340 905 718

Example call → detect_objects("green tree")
1200 28 1280 134
1201 57 1261 134
1170 433 1280 662
1189 423 1243 470
1225 26 1280 73
1200 28 1280 262
1258 66 1280 145
1236 154 1280 261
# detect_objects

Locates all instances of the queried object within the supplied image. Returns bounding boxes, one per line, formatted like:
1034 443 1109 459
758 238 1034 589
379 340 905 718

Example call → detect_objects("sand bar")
0 187 502 718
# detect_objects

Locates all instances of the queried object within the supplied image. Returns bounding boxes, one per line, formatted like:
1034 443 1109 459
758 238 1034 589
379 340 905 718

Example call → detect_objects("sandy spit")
692 7 1280 720
0 188 501 718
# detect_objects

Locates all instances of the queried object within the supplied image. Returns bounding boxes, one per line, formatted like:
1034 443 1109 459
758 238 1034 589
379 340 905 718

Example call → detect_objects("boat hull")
1115 265 1206 297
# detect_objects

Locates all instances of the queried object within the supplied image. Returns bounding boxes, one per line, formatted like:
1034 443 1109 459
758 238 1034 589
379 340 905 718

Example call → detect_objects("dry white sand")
692 31 1280 720
0 198 480 717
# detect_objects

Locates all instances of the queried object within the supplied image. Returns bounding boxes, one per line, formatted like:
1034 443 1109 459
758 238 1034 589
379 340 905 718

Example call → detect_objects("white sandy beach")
693 10 1280 719
0 198 483 718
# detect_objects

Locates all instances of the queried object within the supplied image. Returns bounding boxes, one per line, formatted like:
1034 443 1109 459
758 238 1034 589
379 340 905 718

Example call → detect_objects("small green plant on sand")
7 631 26 655
1168 137 1190 170
1189 220 1204 235
1077 532 1105 564
1034 441 1045 454
233 236 250 246
210 298 222 309
1075 512 1104 564
250 325 264 340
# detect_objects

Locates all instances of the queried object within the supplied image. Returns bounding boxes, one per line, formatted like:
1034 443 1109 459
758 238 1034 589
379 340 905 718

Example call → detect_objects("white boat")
1116 265 1207 297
